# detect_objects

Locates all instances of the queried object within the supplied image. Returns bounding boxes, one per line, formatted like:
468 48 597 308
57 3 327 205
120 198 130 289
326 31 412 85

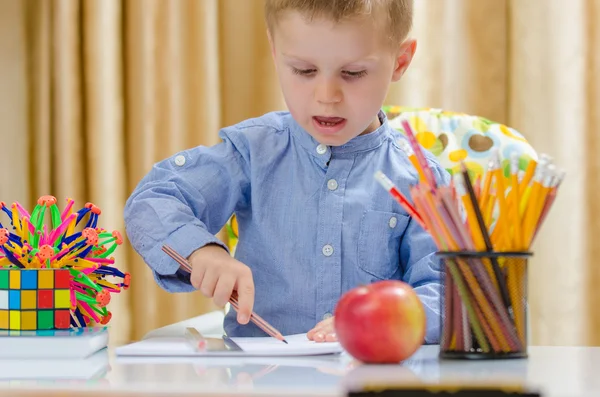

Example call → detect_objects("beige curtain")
0 0 598 346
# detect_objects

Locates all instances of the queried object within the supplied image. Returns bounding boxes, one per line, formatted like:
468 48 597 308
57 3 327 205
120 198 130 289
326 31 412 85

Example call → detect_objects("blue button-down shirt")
124 110 450 343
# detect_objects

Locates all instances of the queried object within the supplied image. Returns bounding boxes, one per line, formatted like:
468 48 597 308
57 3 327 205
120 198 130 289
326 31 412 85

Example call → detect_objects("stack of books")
0 326 109 380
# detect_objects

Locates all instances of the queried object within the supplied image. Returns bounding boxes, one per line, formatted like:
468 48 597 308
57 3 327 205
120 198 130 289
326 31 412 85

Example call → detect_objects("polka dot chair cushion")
383 105 538 179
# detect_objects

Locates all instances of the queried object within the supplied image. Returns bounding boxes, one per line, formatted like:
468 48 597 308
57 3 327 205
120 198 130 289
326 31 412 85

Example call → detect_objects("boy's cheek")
283 79 309 95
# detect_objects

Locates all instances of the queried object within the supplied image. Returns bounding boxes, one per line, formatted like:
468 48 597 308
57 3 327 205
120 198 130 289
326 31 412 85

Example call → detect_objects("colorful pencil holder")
437 251 532 360
0 268 72 330
0 195 131 330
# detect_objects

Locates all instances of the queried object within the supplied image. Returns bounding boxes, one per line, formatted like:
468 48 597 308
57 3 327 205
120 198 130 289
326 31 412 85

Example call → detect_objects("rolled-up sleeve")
123 128 251 292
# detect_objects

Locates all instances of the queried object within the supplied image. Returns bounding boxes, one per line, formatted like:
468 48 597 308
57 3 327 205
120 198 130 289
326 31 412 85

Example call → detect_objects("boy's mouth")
313 116 346 126
312 116 347 136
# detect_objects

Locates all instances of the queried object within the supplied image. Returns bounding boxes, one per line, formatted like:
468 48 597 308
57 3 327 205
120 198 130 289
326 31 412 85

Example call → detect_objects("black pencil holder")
437 251 532 360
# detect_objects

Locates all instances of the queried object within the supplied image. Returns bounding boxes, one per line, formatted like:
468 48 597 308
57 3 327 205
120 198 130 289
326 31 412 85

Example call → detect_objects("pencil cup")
437 251 532 360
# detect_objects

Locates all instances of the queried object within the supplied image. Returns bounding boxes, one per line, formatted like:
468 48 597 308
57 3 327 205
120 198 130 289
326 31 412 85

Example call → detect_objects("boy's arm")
123 129 250 293
399 162 451 344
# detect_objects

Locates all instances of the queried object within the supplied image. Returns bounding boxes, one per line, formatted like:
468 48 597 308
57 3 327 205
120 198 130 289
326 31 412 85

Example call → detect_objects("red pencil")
374 170 426 229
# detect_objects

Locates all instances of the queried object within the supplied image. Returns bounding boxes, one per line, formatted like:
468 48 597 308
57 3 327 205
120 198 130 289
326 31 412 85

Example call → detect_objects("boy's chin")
306 128 355 147
312 134 351 147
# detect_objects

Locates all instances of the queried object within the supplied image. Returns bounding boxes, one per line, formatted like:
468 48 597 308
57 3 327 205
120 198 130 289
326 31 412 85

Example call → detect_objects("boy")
124 0 450 344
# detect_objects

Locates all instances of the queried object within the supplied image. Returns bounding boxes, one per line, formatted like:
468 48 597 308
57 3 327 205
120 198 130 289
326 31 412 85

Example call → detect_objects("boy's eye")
342 70 367 79
291 67 316 76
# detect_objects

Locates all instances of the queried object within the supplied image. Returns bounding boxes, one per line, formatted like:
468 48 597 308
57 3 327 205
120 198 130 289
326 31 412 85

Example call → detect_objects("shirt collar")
286 110 392 167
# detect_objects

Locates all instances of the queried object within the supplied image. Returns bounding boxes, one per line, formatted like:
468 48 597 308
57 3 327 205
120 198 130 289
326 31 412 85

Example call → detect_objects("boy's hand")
188 244 254 325
307 316 337 343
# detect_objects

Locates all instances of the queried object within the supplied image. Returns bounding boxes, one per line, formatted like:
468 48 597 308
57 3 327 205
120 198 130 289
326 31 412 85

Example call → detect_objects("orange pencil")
398 139 427 185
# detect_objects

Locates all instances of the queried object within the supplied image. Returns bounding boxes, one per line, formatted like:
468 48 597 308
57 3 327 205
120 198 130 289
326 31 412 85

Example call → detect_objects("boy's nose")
315 80 342 104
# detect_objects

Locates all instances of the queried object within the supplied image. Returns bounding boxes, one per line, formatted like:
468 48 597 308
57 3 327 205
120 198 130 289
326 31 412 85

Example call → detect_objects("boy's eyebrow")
281 53 379 64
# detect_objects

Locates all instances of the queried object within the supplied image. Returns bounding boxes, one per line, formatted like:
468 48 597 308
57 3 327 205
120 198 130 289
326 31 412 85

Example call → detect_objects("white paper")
115 333 343 357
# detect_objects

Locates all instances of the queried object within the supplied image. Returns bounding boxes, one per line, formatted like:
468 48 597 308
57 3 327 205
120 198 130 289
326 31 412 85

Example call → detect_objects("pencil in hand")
161 244 288 344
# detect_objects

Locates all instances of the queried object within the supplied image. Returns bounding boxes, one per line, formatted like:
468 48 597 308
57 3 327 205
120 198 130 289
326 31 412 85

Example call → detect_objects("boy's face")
268 11 416 146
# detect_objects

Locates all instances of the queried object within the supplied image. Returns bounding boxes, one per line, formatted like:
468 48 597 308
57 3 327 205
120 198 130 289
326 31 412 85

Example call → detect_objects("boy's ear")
391 39 417 82
267 29 276 61
267 29 280 72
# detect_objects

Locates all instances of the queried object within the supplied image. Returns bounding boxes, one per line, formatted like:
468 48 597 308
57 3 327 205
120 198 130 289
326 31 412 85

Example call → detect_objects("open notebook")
116 310 343 357
115 333 343 357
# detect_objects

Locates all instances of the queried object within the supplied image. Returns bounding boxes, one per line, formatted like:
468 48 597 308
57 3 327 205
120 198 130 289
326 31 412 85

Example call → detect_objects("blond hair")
264 0 413 44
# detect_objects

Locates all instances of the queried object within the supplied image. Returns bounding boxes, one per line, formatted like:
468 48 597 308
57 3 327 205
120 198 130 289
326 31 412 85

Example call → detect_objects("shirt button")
323 313 332 320
327 179 338 190
174 155 186 166
322 244 334 257
389 216 397 228
316 144 327 155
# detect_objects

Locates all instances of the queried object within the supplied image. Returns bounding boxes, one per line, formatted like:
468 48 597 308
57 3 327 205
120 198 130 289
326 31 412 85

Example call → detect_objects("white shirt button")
327 179 338 190
174 155 186 166
316 144 328 155
323 313 332 320
389 216 397 228
322 244 334 257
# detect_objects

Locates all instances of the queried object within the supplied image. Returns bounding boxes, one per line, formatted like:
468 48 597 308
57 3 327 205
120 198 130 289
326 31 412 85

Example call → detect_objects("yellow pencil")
493 155 509 229
524 165 555 247
521 160 549 248
479 156 496 210
485 192 496 230
490 155 509 250
531 168 565 242
518 158 537 195
509 153 523 250
520 155 550 210
456 177 486 251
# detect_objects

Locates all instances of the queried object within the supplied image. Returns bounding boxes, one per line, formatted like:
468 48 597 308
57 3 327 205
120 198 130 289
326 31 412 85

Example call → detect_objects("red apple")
334 280 426 364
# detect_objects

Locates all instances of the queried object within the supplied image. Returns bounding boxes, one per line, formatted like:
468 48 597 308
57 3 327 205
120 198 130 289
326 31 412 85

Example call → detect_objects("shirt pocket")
358 210 410 280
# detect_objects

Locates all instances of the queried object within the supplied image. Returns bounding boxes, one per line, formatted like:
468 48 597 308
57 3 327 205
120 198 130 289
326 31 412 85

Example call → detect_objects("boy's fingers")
314 317 333 330
190 265 206 290
235 269 255 324
309 324 324 334
325 333 337 342
314 320 325 329
213 275 236 308
308 322 334 339
199 268 218 298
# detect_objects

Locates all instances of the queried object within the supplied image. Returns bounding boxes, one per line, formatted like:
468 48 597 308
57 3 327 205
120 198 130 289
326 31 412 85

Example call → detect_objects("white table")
1 345 599 396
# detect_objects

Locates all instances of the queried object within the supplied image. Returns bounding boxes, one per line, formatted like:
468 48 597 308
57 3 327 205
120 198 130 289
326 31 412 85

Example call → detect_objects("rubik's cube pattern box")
0 268 71 330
